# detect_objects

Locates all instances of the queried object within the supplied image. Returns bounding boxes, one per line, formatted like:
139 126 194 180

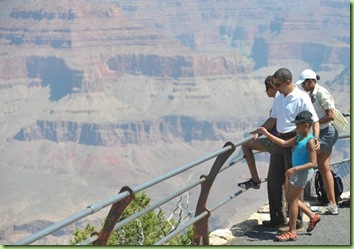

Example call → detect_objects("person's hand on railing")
249 129 262 140
257 127 269 137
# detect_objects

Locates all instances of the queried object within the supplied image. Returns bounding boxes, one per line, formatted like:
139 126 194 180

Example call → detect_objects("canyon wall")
0 0 350 245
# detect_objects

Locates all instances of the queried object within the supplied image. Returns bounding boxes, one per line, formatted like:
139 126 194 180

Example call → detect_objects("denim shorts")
319 124 338 152
289 169 314 188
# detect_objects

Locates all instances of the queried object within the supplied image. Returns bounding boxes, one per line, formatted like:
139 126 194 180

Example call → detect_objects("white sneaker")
317 204 339 215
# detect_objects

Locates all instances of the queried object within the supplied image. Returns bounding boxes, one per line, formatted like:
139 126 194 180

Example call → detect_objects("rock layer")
0 0 350 245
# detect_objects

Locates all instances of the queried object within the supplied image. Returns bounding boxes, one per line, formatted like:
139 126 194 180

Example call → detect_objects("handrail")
80 151 262 246
15 135 255 245
13 133 350 245
77 176 205 245
155 177 269 245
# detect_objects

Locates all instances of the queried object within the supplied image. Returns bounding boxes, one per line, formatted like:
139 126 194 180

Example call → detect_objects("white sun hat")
295 69 317 85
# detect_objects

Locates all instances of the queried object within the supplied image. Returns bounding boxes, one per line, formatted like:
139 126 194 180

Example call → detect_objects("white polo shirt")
271 86 319 133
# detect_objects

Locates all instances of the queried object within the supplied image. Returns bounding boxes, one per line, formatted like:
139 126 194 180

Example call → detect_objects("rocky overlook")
0 0 350 245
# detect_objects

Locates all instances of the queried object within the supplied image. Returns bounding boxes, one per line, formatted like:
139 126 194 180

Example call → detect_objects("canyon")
0 0 350 245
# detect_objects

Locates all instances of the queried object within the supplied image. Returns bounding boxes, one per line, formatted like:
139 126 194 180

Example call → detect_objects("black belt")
278 129 297 139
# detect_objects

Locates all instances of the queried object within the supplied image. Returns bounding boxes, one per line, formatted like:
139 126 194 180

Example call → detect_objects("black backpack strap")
314 171 327 203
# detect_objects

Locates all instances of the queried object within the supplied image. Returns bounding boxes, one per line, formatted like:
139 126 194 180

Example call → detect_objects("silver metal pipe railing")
15 135 255 245
77 177 206 245
14 133 349 245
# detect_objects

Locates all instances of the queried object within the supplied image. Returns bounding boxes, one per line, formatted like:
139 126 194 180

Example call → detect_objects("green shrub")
70 191 193 245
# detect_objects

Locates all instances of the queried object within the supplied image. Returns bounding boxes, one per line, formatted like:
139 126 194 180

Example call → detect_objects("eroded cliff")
0 0 350 245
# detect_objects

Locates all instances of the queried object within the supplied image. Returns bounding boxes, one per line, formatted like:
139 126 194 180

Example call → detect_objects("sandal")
307 213 321 232
275 231 298 242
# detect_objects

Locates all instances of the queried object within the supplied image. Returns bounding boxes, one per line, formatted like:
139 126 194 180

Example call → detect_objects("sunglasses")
274 82 284 88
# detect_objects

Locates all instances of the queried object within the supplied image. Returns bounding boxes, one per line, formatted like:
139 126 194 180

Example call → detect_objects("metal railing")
14 133 350 245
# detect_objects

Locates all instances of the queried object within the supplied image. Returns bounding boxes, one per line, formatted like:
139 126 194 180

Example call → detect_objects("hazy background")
0 0 350 244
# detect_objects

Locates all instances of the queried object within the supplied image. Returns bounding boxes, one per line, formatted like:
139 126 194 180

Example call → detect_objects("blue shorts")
289 169 314 188
319 124 338 152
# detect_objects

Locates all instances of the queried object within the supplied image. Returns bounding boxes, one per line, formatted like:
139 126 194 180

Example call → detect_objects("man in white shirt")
257 68 320 228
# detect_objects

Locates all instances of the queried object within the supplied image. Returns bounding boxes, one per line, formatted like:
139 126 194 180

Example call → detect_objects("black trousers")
267 130 303 224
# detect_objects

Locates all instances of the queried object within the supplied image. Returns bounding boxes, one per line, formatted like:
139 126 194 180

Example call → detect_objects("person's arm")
316 88 335 125
249 117 276 138
260 117 277 131
258 127 296 148
312 121 321 151
302 90 321 146
312 121 320 138
318 108 335 124
305 98 320 148
285 138 317 178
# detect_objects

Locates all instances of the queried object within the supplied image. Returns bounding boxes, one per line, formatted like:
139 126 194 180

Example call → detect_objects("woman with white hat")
296 69 339 215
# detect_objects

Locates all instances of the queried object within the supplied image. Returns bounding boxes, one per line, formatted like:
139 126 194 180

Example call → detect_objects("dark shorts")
259 137 275 153
319 124 338 152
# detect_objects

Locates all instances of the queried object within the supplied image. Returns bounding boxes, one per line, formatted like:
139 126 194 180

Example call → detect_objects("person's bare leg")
317 151 336 206
287 184 302 234
241 139 267 182
298 200 315 219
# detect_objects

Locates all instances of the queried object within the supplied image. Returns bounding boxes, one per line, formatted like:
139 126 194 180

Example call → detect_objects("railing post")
92 186 135 245
193 141 235 245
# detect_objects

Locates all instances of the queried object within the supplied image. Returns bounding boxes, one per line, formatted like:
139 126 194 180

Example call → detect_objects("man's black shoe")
262 220 287 227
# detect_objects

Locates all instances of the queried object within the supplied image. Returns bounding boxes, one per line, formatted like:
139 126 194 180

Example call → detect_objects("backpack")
314 170 343 204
